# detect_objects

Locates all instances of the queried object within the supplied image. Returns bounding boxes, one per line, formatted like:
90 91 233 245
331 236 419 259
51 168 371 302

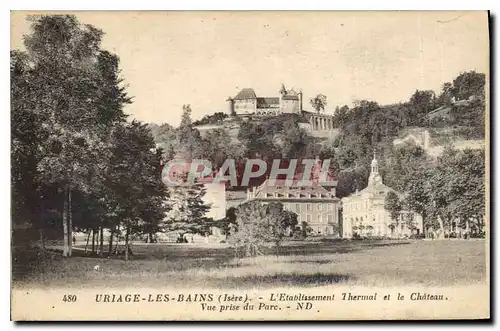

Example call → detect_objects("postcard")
10 10 490 321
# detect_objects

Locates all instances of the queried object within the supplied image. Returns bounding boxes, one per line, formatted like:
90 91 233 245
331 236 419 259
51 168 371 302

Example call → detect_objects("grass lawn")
12 239 487 289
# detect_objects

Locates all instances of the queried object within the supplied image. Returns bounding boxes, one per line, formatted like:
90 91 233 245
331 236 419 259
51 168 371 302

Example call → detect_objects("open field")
12 239 487 289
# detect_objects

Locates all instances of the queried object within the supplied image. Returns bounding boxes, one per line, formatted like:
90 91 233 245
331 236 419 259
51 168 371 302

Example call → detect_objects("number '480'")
62 295 77 303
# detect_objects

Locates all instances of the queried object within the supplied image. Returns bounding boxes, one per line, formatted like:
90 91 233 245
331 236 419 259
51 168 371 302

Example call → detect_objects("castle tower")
279 83 287 97
279 84 287 113
225 97 235 116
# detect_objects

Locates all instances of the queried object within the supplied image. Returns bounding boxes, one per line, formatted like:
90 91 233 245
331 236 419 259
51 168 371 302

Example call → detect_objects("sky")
10 11 489 126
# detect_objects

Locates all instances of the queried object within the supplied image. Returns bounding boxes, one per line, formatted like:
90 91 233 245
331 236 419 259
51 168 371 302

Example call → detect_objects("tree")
310 94 327 113
279 118 313 159
11 50 47 237
451 71 486 101
334 105 349 128
13 15 131 257
176 105 206 161
266 202 298 255
164 175 212 238
409 89 436 124
238 121 278 158
228 201 271 258
151 122 177 160
437 82 454 106
192 112 228 126
203 128 242 170
106 121 168 261
228 201 298 258
384 191 402 234
430 147 485 237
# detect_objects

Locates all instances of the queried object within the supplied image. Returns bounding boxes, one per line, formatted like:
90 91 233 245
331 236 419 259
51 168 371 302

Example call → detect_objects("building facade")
341 154 423 239
226 84 303 117
246 178 341 236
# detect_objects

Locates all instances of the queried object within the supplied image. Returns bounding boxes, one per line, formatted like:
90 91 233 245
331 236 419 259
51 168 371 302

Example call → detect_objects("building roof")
427 105 452 120
252 178 339 201
234 88 257 100
257 97 280 108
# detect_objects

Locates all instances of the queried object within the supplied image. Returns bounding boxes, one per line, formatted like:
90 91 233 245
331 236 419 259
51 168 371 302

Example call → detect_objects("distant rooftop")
234 88 257 100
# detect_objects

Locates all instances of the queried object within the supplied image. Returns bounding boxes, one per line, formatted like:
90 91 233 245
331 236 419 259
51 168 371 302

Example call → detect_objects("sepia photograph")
10 10 489 321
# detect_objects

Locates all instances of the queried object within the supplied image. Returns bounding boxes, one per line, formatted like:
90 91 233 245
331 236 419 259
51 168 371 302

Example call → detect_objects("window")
306 214 312 222
295 204 300 212
307 204 312 211
328 215 334 223
317 204 322 211
317 215 322 223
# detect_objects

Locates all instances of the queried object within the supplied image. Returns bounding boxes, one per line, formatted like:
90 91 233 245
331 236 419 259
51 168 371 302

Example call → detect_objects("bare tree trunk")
437 216 445 239
125 223 130 262
62 186 69 257
96 228 100 255
68 188 73 256
99 225 104 257
108 226 115 257
466 218 471 239
84 230 91 255
114 233 119 255
92 229 95 254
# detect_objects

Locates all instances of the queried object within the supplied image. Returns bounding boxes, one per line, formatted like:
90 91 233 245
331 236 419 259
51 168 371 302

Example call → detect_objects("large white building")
341 154 423 239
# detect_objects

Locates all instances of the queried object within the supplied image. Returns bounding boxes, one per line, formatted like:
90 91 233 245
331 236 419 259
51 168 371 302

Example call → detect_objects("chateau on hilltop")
226 84 303 117
222 84 336 135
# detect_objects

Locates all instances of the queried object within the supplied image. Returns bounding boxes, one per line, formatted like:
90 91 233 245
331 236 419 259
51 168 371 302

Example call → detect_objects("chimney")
298 90 303 111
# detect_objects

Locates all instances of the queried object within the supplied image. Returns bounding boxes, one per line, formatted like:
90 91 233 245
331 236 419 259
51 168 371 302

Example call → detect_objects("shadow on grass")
262 240 412 257
12 240 412 281
200 273 353 289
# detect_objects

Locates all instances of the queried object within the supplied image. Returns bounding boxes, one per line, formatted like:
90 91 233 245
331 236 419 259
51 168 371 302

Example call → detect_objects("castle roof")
234 88 257 100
